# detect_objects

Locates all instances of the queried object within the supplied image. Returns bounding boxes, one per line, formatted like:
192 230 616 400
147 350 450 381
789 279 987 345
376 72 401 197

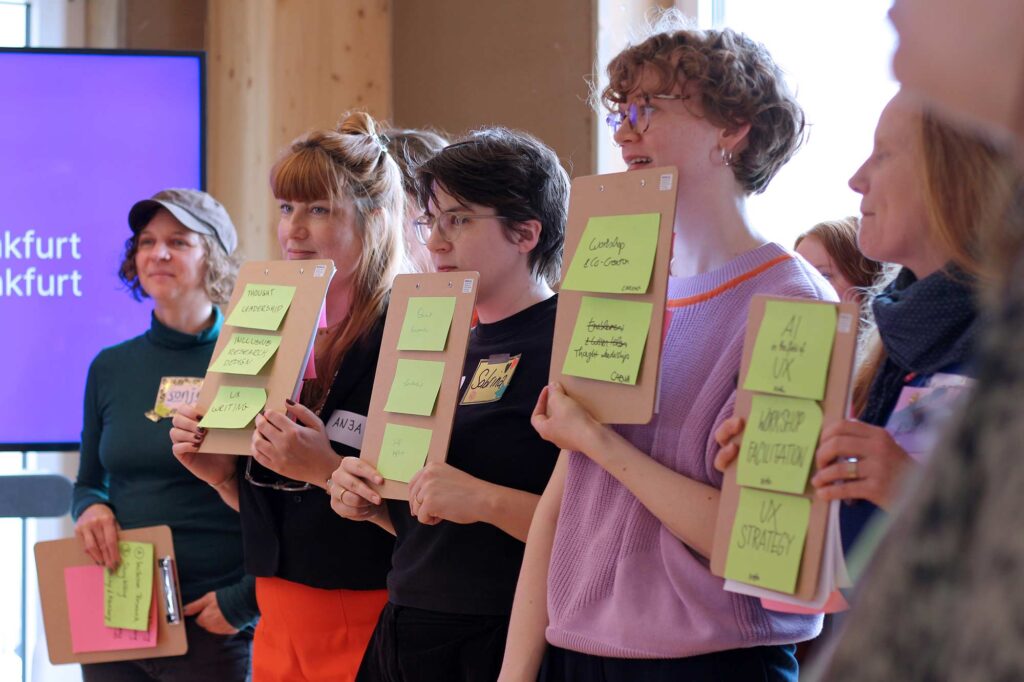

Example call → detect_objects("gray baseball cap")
128 188 238 255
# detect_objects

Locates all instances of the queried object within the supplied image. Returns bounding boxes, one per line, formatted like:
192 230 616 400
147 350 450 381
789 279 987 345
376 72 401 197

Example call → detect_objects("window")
0 1 29 47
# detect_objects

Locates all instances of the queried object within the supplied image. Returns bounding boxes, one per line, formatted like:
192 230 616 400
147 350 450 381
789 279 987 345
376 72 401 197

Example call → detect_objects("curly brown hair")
601 21 806 194
119 224 239 306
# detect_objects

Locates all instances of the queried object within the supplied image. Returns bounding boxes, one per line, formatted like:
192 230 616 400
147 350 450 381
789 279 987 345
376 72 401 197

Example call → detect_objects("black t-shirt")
387 295 560 615
239 314 395 590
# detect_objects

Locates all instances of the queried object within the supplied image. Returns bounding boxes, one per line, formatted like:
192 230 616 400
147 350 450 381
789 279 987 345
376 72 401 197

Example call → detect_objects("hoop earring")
719 147 734 167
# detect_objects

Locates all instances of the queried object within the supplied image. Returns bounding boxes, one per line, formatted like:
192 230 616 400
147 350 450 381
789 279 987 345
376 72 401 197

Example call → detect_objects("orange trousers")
253 576 388 682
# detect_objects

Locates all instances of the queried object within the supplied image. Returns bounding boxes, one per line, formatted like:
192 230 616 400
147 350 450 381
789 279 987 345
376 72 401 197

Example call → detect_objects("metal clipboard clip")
158 556 183 625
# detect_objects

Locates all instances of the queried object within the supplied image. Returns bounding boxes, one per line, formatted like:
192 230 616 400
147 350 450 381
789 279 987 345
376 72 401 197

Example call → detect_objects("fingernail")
285 398 296 406
197 427 206 435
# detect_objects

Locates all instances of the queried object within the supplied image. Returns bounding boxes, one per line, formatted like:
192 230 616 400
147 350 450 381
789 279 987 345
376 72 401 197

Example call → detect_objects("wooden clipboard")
710 296 858 601
199 259 336 456
550 165 678 424
360 271 479 500
35 525 187 664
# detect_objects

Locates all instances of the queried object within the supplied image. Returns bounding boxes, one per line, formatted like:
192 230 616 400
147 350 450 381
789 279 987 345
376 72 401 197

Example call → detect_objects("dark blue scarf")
860 264 979 426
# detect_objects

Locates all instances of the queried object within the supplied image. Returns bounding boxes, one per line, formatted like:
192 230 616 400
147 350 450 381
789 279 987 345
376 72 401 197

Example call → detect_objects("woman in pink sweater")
500 17 834 682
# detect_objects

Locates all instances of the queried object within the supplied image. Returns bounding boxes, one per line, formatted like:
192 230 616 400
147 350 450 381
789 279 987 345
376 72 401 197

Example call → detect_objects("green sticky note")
743 301 837 400
384 359 446 416
226 283 297 331
561 213 661 294
198 385 266 429
737 395 823 494
208 333 282 375
397 296 457 351
724 488 811 594
104 541 154 631
562 296 653 385
377 423 431 483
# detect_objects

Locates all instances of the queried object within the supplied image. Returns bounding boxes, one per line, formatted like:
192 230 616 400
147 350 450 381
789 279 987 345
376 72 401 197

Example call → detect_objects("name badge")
326 409 367 450
461 354 521 405
146 376 203 422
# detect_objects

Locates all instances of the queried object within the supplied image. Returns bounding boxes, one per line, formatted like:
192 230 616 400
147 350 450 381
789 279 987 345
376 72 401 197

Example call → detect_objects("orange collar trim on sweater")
666 254 793 309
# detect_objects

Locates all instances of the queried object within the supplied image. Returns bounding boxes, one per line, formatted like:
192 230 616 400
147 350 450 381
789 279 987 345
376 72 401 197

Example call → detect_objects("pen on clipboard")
158 556 182 624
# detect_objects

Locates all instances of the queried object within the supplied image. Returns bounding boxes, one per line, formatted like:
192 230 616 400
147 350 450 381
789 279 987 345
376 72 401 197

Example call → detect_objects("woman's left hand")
407 462 487 526
251 400 336 486
183 591 238 635
810 420 914 510
530 383 603 454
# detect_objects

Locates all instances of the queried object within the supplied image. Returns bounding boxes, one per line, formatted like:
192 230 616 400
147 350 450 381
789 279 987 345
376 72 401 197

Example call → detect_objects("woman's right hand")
170 404 236 487
328 456 385 521
713 416 746 473
74 503 120 571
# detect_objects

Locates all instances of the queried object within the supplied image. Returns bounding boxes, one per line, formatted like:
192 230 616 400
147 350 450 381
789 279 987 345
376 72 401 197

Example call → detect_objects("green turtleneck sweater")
72 307 258 629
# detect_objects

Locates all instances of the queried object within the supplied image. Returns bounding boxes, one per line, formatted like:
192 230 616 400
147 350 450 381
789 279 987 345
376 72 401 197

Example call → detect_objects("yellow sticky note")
377 423 431 483
104 541 154 631
209 333 282 375
562 296 653 385
737 395 823 494
743 301 837 400
397 297 457 351
226 284 296 331
384 359 446 416
561 213 660 294
724 488 811 594
198 385 266 429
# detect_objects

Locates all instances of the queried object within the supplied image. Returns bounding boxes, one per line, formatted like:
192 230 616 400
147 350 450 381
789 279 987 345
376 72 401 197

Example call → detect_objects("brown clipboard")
34 525 187 664
550 165 678 424
710 296 859 601
360 271 479 500
199 259 336 456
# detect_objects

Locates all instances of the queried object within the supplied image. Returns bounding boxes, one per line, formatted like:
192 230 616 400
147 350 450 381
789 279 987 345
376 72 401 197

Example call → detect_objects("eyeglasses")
604 93 691 138
244 457 313 492
413 212 509 245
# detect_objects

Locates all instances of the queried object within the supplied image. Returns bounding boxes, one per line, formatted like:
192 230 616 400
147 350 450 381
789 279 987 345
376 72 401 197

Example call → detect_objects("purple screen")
0 51 203 448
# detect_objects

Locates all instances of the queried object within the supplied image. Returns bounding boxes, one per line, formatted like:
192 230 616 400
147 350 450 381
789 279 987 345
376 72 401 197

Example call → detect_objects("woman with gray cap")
72 188 257 681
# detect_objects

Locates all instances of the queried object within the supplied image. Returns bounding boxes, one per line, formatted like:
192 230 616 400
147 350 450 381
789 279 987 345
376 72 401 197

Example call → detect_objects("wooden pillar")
207 0 393 259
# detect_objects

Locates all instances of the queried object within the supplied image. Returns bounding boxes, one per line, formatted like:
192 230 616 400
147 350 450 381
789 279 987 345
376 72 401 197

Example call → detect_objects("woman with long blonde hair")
171 111 407 681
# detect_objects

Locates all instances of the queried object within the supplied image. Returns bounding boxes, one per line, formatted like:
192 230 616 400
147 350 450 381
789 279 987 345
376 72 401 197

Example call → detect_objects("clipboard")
710 296 858 601
199 259 336 456
35 525 187 664
550 165 678 424
360 271 479 500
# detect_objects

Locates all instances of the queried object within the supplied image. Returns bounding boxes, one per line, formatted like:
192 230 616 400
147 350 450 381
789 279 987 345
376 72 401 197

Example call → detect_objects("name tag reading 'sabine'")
561 213 660 295
737 394 824 494
226 283 296 331
724 488 811 594
743 301 837 401
563 296 653 385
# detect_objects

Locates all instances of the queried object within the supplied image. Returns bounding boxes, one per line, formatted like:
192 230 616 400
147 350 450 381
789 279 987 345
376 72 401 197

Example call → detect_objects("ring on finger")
844 457 859 480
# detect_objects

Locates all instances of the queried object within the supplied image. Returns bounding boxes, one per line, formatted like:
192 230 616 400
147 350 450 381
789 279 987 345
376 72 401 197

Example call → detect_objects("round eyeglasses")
604 93 691 138
413 212 510 245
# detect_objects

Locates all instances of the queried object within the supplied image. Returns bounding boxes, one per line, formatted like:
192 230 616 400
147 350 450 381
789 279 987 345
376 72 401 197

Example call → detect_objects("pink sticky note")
64 565 158 653
318 304 328 329
303 352 317 380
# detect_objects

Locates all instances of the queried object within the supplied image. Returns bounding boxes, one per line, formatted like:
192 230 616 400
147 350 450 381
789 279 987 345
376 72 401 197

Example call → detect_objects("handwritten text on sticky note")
104 541 154 631
562 296 653 385
737 394 823 494
226 283 296 331
743 301 837 400
198 385 266 429
561 213 660 294
724 488 811 594
397 296 457 351
377 423 432 483
209 333 282 375
384 358 446 416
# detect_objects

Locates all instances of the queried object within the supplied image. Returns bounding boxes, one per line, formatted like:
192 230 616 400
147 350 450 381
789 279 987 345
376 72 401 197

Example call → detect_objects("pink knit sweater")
546 243 835 659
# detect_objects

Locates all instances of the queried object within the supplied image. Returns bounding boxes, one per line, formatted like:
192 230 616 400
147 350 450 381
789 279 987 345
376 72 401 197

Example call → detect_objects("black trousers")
81 617 252 682
537 643 798 682
356 602 509 682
